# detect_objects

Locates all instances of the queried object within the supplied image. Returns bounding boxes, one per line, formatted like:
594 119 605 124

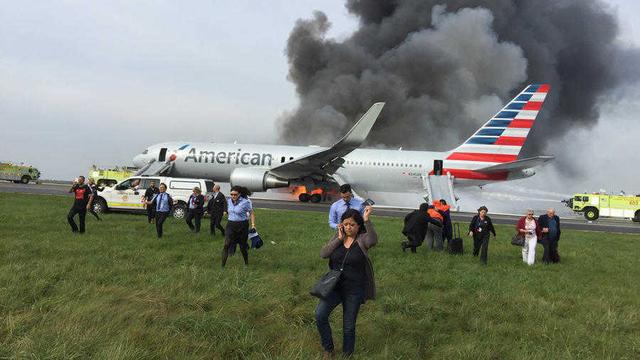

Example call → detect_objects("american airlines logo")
184 148 273 166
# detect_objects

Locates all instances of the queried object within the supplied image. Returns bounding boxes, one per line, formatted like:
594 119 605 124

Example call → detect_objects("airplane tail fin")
447 84 550 165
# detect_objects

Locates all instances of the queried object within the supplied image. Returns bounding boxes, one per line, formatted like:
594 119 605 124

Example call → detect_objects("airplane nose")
133 154 145 167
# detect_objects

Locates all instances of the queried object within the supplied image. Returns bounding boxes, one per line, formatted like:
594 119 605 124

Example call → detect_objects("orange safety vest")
427 208 443 222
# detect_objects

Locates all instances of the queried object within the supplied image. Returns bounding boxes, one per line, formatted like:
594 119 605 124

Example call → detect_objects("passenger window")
281 156 285 163
582 196 589 202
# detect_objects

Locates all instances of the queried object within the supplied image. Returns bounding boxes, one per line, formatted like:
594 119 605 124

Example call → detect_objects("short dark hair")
341 208 366 235
159 183 167 189
339 184 352 194
478 205 488 213
439 199 447 205
230 185 251 198
419 203 429 212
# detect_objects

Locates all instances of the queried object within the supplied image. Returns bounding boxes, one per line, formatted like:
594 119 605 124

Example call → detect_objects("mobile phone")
363 198 375 206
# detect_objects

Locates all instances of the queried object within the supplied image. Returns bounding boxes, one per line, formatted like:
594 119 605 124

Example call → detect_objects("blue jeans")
315 287 364 355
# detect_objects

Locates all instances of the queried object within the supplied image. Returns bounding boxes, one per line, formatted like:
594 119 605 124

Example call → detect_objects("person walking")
468 206 496 264
206 184 227 237
517 209 542 265
67 176 93 234
87 178 101 221
143 181 159 223
435 199 453 248
185 187 205 233
328 184 364 229
401 203 431 253
426 205 444 251
538 208 561 264
146 183 173 238
221 186 255 267
315 206 376 357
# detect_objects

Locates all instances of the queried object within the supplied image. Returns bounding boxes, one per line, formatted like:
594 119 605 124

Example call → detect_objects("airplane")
133 84 554 203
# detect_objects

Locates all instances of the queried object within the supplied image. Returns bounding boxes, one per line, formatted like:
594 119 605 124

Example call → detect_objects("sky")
1 0 639 200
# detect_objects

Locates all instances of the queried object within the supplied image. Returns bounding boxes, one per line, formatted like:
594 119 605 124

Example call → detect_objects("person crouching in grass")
315 206 376 357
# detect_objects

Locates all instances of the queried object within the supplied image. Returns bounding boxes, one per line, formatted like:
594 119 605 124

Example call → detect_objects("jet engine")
229 168 289 192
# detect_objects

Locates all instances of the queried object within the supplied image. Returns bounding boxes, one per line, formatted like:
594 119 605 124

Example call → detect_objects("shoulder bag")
511 233 525 247
310 245 352 299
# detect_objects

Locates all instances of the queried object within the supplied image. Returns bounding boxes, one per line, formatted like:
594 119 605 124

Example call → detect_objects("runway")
2 181 639 234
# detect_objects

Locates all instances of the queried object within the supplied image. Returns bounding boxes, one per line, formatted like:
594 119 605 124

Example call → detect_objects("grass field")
0 193 639 359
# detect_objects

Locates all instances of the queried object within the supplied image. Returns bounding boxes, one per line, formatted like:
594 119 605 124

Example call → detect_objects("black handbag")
310 247 351 299
511 233 525 246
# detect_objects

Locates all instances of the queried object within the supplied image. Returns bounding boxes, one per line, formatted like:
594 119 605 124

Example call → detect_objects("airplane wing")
268 103 385 179
475 155 554 173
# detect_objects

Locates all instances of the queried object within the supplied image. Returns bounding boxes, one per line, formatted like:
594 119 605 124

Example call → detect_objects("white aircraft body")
133 84 554 200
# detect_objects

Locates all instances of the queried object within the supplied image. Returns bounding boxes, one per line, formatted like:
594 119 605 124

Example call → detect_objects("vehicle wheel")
20 175 30 184
298 193 310 202
584 208 599 221
310 193 322 203
634 210 640 223
173 202 187 219
93 198 108 214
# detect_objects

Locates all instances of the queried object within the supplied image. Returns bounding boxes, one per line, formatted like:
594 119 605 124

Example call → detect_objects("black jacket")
207 192 227 214
402 210 431 241
187 194 205 212
537 214 561 240
469 215 496 237
144 186 159 201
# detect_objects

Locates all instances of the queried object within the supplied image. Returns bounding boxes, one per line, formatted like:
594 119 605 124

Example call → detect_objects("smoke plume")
279 0 640 162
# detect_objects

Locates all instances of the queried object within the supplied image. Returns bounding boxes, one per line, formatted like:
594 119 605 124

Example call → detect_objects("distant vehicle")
563 193 640 222
92 176 214 219
88 165 138 188
0 162 41 184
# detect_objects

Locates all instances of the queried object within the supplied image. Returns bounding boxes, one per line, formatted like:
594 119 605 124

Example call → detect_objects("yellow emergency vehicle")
564 193 640 222
88 165 138 187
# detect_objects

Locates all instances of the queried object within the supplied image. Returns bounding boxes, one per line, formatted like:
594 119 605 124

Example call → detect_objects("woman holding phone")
516 209 542 265
315 206 376 357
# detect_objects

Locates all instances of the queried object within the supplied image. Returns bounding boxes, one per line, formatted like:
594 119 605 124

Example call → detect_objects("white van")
93 176 214 219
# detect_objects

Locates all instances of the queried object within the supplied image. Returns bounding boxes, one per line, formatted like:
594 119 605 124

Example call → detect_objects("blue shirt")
153 192 171 213
329 197 364 229
227 197 253 222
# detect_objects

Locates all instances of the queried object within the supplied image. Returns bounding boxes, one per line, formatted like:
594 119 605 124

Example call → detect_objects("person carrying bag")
311 206 376 358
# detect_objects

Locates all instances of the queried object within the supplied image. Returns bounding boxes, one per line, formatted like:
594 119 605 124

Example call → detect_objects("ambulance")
565 193 640 222
92 176 214 219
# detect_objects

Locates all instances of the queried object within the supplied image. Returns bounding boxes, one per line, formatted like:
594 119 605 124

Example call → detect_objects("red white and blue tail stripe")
441 84 550 180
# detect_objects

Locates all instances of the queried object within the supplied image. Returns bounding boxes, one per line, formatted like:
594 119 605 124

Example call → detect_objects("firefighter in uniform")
67 176 93 233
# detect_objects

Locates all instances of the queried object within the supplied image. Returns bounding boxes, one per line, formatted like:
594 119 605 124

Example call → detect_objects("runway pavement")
2 181 639 234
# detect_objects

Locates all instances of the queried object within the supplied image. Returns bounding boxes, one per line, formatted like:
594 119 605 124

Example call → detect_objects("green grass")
0 193 639 359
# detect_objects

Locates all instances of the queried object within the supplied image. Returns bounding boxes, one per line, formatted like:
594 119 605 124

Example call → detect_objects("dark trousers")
155 211 170 238
67 206 87 233
473 233 490 264
186 209 203 232
89 208 101 221
402 234 422 253
146 206 155 223
222 220 249 267
542 236 560 264
210 211 225 236
315 287 364 356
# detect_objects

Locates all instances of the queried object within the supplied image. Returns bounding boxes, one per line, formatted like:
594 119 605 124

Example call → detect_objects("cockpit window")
142 149 149 154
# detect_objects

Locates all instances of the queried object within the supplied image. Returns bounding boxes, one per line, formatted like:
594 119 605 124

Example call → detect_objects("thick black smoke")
279 0 640 162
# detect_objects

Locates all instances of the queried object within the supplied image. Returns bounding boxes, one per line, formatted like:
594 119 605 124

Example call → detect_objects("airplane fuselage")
133 142 534 194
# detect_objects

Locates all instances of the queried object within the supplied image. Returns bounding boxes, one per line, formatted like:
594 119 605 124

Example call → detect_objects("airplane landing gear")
310 193 322 203
298 193 310 202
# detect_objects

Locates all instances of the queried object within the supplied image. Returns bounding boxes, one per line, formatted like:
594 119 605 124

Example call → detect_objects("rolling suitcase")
449 223 464 255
